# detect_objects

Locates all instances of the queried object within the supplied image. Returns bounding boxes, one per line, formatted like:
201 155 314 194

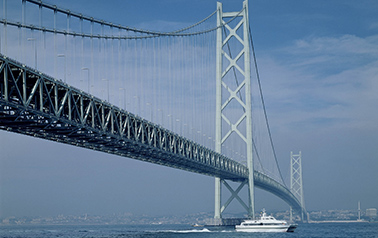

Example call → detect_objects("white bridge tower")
214 0 255 223
290 151 306 221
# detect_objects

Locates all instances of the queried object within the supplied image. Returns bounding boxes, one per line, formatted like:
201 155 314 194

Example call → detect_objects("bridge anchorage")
0 0 307 222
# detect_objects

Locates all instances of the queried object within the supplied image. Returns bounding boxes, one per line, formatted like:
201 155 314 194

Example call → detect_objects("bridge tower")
290 151 306 221
215 0 255 223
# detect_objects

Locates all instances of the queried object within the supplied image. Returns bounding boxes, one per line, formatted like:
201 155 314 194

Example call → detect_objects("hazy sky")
1 0 378 219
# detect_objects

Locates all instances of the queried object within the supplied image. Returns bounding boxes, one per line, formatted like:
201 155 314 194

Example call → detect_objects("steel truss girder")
0 54 248 181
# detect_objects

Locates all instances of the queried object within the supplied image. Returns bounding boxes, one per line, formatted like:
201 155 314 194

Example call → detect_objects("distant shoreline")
309 220 369 223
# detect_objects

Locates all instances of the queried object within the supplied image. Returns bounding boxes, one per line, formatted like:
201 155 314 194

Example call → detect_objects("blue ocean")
1 223 377 238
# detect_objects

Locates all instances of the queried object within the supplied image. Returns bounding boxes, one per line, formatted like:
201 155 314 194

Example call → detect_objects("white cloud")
258 34 378 134
293 34 378 56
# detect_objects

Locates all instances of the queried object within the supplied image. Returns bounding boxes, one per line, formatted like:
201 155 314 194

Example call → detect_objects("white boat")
235 209 297 232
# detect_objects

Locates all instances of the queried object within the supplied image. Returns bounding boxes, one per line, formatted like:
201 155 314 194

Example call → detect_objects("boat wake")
157 228 211 233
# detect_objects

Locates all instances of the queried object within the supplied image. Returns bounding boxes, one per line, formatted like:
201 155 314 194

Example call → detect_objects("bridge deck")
0 54 248 181
0 54 304 216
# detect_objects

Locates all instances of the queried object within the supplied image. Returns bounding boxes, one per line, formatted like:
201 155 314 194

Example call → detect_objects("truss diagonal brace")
221 179 249 213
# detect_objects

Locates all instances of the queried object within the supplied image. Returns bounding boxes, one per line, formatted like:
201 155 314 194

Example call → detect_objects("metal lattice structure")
214 0 255 220
0 54 247 180
290 151 306 220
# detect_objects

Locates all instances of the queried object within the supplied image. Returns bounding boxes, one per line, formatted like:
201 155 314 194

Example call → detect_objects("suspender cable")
249 26 286 186
3 0 7 55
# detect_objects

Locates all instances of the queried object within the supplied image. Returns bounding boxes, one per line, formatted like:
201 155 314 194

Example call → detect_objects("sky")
1 0 378 219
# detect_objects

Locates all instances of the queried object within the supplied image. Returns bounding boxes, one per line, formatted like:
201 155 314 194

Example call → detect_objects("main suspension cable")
22 0 243 38
249 26 286 186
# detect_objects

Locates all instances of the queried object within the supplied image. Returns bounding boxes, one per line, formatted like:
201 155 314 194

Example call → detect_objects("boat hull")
287 224 297 232
235 225 290 232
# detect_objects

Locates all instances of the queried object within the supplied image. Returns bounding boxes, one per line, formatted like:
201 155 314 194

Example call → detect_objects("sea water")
1 222 377 238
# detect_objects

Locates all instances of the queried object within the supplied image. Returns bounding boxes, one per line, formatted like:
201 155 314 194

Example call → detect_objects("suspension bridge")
0 0 307 223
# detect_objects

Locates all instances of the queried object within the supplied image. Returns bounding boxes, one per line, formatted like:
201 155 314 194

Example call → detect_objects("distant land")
1 209 376 225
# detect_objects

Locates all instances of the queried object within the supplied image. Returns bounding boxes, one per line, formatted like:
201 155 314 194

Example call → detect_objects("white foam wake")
159 228 211 233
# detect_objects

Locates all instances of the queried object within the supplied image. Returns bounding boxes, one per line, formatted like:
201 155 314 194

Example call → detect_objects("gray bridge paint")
0 54 304 217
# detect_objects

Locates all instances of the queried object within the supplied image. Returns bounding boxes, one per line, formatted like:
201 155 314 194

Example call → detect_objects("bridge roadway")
0 54 303 215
